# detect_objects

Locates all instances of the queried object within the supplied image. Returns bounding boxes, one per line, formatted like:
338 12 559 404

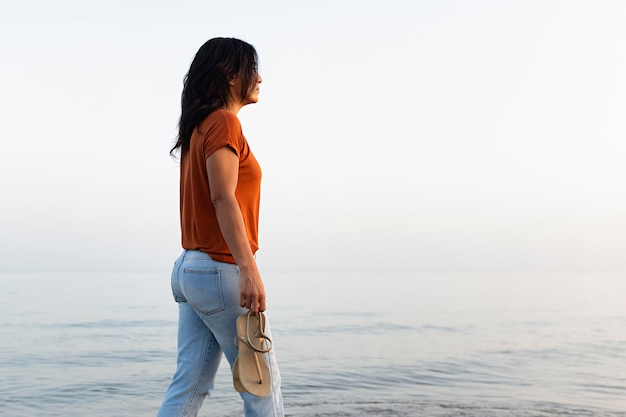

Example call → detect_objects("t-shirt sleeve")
202 111 244 159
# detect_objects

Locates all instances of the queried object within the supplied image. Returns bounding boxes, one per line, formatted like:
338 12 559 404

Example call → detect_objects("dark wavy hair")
170 37 259 158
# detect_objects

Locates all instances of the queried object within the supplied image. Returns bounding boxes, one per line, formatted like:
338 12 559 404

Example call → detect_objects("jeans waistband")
181 249 212 260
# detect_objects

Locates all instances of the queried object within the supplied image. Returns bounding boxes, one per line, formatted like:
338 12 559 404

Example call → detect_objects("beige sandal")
233 310 273 397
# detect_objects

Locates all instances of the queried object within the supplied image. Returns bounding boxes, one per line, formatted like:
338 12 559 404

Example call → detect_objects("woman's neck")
223 100 244 115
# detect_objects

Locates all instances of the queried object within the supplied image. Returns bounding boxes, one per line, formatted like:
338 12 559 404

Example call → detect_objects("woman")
157 37 283 417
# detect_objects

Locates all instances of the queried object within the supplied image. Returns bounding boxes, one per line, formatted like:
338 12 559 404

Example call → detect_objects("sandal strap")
236 334 272 353
234 311 273 353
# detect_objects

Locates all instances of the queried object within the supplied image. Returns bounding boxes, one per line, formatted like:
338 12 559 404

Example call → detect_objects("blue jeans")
157 250 284 417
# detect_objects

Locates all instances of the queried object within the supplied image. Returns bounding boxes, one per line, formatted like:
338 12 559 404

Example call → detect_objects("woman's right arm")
205 147 266 314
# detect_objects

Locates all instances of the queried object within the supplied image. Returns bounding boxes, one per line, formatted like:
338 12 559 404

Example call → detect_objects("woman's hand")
239 267 266 314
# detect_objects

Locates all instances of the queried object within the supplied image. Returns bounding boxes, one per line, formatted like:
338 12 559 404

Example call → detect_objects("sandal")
233 310 273 397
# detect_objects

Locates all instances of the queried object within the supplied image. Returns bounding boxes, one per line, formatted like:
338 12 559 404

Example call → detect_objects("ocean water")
0 271 625 417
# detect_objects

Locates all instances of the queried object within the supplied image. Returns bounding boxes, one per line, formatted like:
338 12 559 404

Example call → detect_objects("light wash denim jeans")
157 250 284 417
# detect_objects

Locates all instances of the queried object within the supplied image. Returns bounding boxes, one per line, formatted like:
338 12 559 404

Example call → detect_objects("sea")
1 271 625 417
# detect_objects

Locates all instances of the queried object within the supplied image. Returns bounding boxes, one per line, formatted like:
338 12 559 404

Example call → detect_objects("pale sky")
1 0 625 273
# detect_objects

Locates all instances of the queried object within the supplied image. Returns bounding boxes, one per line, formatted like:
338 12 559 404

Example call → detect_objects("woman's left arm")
206 147 266 313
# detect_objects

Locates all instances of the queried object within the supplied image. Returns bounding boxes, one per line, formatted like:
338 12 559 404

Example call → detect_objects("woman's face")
242 71 263 105
227 70 263 110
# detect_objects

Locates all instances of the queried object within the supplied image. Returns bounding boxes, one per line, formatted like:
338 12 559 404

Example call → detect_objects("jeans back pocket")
180 267 226 316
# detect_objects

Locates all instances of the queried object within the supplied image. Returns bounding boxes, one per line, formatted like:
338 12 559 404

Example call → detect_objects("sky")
1 0 625 273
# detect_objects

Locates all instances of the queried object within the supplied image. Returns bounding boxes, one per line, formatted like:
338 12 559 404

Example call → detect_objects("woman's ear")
228 74 238 86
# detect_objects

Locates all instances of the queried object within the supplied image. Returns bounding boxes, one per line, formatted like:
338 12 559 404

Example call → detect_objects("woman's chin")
244 96 259 105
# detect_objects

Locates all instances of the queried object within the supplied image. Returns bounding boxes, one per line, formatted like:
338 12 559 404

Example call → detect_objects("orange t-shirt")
180 109 262 264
